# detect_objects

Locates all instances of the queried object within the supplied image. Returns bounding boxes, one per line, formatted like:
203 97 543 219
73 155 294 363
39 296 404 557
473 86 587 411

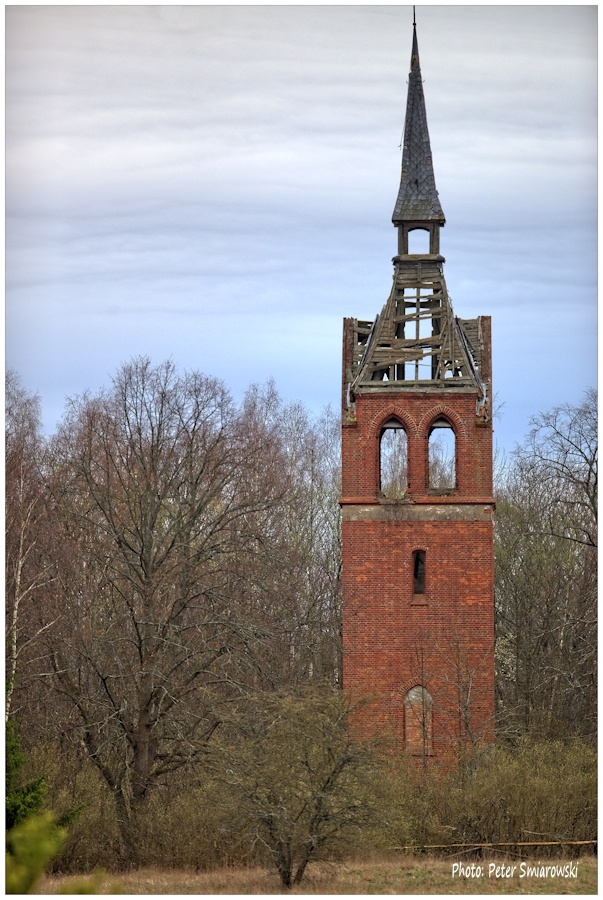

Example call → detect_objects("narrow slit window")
380 421 408 498
413 550 425 595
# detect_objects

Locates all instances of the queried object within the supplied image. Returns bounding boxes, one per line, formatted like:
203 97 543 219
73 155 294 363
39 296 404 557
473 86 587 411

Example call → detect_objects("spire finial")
410 11 420 74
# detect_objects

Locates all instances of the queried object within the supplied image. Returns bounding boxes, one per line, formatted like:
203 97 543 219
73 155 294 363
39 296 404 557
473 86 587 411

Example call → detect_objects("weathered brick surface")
341 384 495 759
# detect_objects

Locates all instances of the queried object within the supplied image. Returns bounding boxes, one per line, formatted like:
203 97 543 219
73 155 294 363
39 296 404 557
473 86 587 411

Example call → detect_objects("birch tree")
5 372 54 721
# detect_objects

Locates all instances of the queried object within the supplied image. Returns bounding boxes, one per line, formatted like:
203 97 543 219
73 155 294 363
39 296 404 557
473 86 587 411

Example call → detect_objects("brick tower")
341 23 495 762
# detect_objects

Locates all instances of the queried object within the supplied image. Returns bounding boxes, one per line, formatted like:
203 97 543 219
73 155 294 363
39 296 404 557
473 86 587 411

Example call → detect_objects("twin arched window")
379 416 456 495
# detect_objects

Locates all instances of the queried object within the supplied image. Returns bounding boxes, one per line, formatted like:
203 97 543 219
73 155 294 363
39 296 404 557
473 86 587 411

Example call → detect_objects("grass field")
37 854 597 894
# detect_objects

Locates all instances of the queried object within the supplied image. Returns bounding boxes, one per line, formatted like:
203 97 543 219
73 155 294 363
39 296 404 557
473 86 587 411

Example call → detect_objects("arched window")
380 419 408 498
408 228 430 255
404 685 433 754
428 418 456 490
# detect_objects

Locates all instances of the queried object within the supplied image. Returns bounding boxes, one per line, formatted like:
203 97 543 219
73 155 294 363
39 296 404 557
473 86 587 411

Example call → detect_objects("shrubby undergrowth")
373 740 596 853
14 709 596 879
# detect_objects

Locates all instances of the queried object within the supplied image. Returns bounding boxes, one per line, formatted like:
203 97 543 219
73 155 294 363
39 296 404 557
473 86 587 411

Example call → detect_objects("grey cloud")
6 5 597 451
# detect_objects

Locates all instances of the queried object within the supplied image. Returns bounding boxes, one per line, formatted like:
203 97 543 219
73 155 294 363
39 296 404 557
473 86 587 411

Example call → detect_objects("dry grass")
37 854 597 894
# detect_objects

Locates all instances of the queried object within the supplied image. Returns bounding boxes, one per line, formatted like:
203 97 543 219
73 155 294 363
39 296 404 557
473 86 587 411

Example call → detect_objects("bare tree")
515 388 597 547
232 384 342 689
43 358 288 859
5 371 55 722
494 390 597 741
434 638 496 754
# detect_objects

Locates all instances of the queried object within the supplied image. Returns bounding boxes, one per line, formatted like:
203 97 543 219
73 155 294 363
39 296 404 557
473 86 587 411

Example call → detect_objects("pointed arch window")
379 419 408 498
428 418 456 490
404 685 433 755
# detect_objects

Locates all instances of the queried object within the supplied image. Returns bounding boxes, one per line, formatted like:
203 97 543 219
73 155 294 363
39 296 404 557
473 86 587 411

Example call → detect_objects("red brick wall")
342 516 494 755
341 370 495 760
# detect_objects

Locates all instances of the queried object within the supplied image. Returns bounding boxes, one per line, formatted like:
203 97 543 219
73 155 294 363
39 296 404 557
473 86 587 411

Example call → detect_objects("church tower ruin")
341 23 495 761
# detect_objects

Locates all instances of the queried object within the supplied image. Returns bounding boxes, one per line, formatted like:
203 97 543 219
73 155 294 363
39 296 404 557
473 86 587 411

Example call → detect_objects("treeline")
494 388 597 742
7 359 341 859
6 359 597 874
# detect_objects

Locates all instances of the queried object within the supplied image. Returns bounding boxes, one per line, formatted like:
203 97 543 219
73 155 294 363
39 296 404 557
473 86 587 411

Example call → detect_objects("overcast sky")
6 4 597 453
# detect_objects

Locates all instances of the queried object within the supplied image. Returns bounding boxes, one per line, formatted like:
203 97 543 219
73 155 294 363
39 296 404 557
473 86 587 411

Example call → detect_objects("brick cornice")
341 502 494 522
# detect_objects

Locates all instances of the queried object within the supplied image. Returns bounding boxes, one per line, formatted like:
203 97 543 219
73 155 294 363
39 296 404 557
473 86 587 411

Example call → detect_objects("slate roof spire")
392 22 445 225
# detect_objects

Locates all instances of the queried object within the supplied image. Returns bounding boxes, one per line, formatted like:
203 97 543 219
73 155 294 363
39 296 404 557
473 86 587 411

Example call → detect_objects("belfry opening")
341 21 495 763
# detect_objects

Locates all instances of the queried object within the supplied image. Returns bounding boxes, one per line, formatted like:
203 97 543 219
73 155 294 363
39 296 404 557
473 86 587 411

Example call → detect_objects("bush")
206 689 383 887
447 741 597 849
6 813 66 894
373 740 597 855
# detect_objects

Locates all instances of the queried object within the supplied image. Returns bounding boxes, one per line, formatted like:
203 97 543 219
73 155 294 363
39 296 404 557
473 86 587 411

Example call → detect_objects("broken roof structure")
346 23 488 416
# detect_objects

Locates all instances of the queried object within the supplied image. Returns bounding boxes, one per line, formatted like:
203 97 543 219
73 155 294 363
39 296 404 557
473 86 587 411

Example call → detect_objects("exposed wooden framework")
348 256 487 414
